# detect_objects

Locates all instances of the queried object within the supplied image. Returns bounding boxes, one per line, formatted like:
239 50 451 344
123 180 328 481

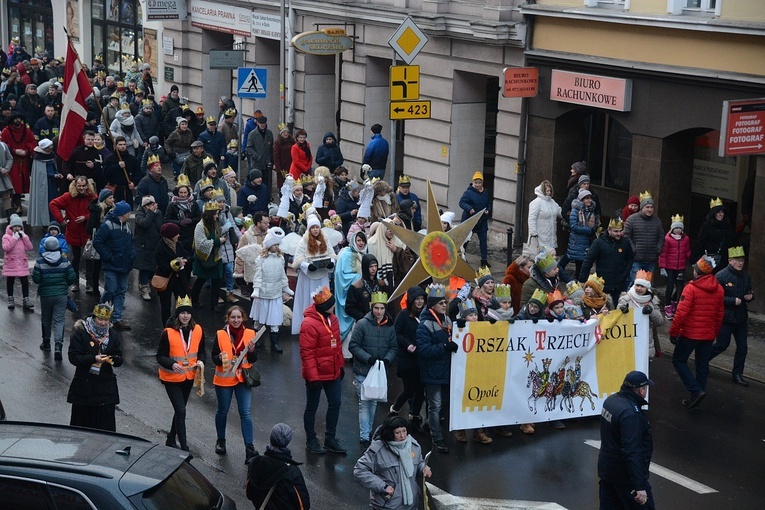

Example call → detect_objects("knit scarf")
171 194 193 214
84 317 110 348
671 233 683 241
387 435 415 506
582 292 607 311
627 287 652 306
162 236 177 252
577 207 596 228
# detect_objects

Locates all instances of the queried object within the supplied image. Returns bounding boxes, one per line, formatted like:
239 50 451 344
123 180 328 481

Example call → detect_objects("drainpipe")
287 3 296 129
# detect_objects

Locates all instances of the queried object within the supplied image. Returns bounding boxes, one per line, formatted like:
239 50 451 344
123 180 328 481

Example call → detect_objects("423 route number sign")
389 100 431 120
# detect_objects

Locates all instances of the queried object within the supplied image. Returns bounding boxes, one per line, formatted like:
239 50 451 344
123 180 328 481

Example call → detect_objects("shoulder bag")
82 229 100 260
151 274 170 292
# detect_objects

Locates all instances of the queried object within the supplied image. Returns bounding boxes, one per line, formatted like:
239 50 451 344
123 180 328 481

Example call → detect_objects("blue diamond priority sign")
237 67 267 99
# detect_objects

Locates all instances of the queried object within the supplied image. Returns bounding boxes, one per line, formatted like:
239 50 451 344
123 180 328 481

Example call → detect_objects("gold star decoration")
524 349 535 367
384 180 485 300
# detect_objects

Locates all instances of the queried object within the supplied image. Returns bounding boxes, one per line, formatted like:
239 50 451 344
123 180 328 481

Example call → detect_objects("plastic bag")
360 360 388 402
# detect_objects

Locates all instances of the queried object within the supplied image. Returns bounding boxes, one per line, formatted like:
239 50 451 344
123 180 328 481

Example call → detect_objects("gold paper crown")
277 122 288 132
199 177 214 191
671 213 684 223
202 156 216 169
586 273 605 293
209 188 225 201
301 202 312 213
635 269 653 284
298 174 314 186
608 218 623 230
147 154 161 166
110 91 120 99
476 266 492 280
227 139 238 148
370 291 388 305
221 166 235 177
204 201 219 211
116 81 124 88
710 197 723 209
142 99 153 106
206 115 217 124
120 103 130 110
566 280 583 294
175 296 193 309
530 288 548 305
176 174 191 188
224 108 236 117
398 175 411 186
458 298 478 316
92 303 114 320
426 283 447 299
728 246 745 258
494 283 512 301
639 190 652 203
535 252 558 272
312 286 333 305
547 289 565 305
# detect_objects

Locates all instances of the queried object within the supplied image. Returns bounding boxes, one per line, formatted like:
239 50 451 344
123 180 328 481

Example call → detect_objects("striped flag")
58 37 93 161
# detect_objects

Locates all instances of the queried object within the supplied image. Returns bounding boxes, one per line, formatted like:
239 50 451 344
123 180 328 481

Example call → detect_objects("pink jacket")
658 232 691 271
2 226 34 277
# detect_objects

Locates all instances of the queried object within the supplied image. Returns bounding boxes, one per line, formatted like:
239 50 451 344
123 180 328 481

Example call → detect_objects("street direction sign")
390 65 420 101
388 17 428 65
236 67 267 98
719 97 765 157
390 100 431 120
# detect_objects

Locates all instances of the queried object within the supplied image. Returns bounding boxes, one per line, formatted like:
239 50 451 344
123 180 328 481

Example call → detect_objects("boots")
410 415 425 434
54 342 63 361
7 296 14 309
22 297 34 310
664 302 676 320
139 284 152 301
473 428 493 444
39 340 51 351
270 331 283 354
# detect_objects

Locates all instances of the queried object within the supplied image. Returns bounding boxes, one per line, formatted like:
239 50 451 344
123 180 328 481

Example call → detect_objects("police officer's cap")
623 371 653 388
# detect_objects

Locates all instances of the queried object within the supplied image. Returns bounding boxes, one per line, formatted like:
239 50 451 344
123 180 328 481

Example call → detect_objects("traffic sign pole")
389 52 397 189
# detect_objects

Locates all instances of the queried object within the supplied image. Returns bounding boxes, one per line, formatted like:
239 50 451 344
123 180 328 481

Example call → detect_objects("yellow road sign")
390 100 431 120
390 65 420 101
388 17 429 65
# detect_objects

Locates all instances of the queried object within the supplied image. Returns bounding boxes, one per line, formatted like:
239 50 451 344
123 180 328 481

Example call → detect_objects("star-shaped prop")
384 180 485 300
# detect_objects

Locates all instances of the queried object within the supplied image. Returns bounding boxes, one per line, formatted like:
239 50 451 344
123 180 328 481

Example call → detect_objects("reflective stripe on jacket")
213 328 255 387
158 326 203 383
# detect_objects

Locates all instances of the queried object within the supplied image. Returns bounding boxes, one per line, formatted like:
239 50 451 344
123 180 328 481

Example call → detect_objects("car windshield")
133 462 222 510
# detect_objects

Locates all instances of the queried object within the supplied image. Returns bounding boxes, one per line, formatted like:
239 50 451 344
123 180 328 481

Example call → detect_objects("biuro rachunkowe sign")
291 28 353 55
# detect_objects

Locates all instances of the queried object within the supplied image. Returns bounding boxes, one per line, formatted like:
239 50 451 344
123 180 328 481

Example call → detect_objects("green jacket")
32 251 77 297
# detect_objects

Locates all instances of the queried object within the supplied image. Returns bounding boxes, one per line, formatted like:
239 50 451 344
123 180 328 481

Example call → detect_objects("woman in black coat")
133 195 163 300
67 303 124 431
390 286 427 432
155 222 190 327
690 201 734 273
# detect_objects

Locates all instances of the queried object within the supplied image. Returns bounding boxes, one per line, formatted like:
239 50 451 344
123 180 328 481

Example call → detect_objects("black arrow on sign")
394 107 405 113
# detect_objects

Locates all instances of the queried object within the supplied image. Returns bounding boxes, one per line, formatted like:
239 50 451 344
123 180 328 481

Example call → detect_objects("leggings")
6 276 29 298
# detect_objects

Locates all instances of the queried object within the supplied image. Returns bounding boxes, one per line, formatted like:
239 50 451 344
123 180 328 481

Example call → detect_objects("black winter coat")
598 388 652 490
690 212 734 269
133 207 163 272
716 265 752 324
579 232 634 293
154 238 190 297
164 199 201 254
67 321 123 407
246 450 311 510
415 308 453 385
394 288 426 373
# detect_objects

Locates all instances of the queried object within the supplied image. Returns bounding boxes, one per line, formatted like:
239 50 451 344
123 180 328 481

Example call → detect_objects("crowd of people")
0 43 755 507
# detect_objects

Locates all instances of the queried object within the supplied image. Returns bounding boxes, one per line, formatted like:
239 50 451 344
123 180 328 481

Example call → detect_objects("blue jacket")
38 233 69 257
716 265 752 324
363 133 389 170
93 211 135 273
237 180 269 216
198 129 226 161
566 199 598 261
396 191 421 231
314 132 344 171
459 185 491 232
241 117 257 149
416 308 453 385
135 174 170 215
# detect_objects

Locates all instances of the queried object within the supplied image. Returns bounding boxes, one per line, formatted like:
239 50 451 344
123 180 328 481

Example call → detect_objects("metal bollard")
506 227 514 266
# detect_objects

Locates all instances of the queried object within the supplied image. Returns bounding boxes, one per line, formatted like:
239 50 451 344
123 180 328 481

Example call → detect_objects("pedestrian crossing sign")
237 67 267 98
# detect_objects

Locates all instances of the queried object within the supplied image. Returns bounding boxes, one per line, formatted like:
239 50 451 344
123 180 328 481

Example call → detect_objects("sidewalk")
464 244 764 385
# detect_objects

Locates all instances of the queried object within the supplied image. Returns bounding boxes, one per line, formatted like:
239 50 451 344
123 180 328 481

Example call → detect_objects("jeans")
70 245 82 277
164 379 194 449
599 479 655 510
224 261 234 292
40 295 67 344
710 322 748 377
214 383 253 446
424 383 447 442
304 377 342 441
102 270 130 322
629 262 655 287
672 337 714 394
354 373 378 441
171 159 182 177
139 269 152 286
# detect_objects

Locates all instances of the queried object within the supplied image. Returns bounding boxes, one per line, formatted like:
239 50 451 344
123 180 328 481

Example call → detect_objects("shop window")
579 111 632 192
7 0 54 55
92 0 144 77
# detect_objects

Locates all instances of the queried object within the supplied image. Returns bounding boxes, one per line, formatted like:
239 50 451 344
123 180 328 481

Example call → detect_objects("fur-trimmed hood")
68 179 97 198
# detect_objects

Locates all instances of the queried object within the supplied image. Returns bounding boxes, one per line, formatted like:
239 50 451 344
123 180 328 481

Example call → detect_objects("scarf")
671 233 683 241
84 316 110 348
171 194 193 214
163 236 177 252
627 286 652 306
387 435 415 506
577 206 596 229
582 292 607 311
298 140 311 161
228 324 246 354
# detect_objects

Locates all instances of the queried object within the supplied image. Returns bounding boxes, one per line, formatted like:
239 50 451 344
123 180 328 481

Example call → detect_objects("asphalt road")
1 228 764 509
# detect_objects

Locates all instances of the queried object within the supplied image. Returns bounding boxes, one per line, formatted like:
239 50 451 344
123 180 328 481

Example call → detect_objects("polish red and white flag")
58 37 93 161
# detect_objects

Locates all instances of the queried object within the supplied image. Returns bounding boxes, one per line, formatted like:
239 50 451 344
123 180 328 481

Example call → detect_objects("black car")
0 421 236 509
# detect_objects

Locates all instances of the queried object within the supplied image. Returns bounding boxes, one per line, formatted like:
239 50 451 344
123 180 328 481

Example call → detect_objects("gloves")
180 218 192 226
620 305 630 314
508 318 515 324
456 319 466 328
367 357 378 366
308 263 317 272
446 341 459 353
307 380 322 390
642 305 653 315
326 261 334 270
339 367 345 380
247 195 257 203
532 318 538 324
669 336 677 345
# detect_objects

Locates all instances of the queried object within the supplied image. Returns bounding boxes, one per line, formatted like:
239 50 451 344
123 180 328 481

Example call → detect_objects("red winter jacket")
299 304 343 382
289 141 312 179
49 180 98 247
658 233 691 271
669 274 724 341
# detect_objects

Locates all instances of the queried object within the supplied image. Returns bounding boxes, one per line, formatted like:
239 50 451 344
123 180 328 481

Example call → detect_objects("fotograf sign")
719 98 765 157
292 29 353 55
147 0 187 20
550 70 632 112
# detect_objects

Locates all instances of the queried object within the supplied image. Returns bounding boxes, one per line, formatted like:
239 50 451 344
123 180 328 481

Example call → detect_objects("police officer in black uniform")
598 370 655 509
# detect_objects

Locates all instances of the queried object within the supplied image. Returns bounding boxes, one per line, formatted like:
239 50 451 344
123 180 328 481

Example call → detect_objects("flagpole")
64 28 130 187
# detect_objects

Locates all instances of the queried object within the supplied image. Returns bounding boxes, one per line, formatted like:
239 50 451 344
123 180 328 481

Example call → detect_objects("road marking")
427 483 567 509
584 440 718 494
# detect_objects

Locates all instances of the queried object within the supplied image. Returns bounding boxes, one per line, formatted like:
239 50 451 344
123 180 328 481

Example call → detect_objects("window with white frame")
668 0 720 16
686 0 716 10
